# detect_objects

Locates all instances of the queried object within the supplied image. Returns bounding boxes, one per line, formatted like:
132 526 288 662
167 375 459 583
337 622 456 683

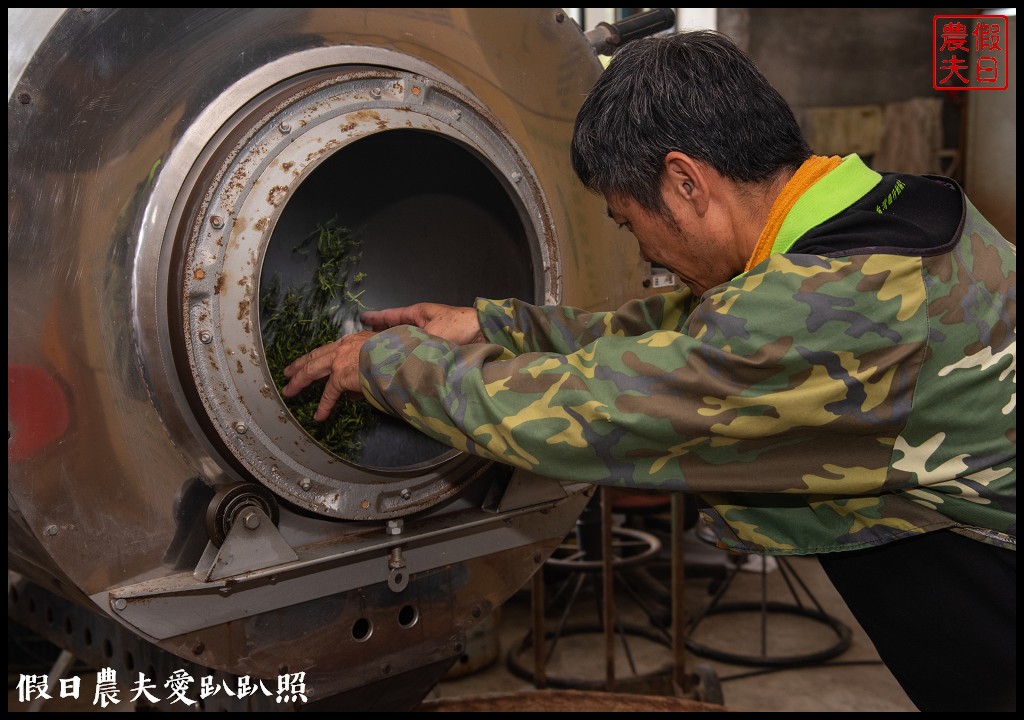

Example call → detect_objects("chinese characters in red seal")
934 15 1009 90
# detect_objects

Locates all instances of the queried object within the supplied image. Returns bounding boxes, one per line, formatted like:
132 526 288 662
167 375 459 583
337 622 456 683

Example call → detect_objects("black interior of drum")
261 130 534 469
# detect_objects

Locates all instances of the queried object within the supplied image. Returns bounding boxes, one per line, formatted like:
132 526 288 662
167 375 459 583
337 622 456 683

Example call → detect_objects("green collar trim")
771 154 883 256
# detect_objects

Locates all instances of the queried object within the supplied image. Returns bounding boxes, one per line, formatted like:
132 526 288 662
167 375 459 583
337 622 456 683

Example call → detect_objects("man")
283 31 1015 711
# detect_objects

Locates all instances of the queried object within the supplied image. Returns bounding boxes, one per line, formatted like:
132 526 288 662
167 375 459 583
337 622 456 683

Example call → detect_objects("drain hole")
398 604 418 628
352 617 373 642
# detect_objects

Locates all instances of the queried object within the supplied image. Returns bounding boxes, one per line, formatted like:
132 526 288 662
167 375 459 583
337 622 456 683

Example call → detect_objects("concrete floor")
428 528 919 712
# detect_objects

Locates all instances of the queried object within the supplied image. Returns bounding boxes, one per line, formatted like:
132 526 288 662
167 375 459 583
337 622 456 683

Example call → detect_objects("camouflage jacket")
360 156 1016 555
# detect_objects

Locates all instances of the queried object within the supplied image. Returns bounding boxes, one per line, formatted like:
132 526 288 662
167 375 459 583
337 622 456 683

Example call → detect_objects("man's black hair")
571 30 812 212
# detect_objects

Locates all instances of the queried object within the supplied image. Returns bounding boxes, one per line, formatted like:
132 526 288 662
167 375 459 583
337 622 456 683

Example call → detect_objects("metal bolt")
44 524 58 536
278 121 292 134
242 510 261 530
533 553 543 564
400 488 411 500
385 518 404 536
210 215 224 229
17 92 31 105
299 477 312 491
198 330 213 344
233 421 247 435
370 87 382 99
450 108 462 120
389 546 406 570
510 172 522 184
555 11 566 23
192 642 205 655
113 598 127 611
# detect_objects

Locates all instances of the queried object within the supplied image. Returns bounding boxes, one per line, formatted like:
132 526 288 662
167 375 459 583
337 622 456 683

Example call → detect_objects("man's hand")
282 330 375 422
362 302 483 345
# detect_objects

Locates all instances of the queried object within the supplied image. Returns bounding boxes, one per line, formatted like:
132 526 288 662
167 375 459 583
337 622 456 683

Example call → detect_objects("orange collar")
744 155 842 272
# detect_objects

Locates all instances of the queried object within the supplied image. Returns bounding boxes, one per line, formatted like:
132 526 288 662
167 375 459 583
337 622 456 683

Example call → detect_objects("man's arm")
358 281 920 498
475 289 697 355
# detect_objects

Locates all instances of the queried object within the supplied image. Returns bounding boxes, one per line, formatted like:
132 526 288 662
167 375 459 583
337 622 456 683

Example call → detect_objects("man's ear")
663 151 710 217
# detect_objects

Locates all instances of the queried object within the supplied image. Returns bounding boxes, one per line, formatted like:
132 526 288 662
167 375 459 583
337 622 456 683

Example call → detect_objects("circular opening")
398 604 418 628
260 129 534 469
352 617 373 642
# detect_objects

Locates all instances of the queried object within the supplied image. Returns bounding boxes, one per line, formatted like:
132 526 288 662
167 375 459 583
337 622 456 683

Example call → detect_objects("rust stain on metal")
242 318 251 335
352 109 381 123
260 386 272 398
267 186 289 207
233 216 247 232
236 360 244 375
360 500 370 510
281 162 294 173
193 268 206 280
338 122 356 133
254 217 269 232
304 138 341 165
411 86 421 96
237 298 250 321
214 273 226 295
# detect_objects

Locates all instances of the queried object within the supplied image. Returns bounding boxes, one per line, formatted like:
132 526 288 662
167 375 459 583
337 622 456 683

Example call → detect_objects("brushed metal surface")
8 8 648 707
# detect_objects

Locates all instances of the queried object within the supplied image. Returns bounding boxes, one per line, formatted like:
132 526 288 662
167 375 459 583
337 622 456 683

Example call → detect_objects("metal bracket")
485 469 569 514
193 507 298 582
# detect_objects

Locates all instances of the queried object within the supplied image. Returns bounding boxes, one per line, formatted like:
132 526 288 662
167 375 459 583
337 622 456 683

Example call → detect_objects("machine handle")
585 8 677 56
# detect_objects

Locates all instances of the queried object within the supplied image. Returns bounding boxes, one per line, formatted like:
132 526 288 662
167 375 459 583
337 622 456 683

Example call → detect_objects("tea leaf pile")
261 220 378 460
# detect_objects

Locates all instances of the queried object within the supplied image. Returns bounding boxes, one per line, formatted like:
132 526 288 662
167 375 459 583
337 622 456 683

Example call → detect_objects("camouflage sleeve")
474 290 696 355
360 254 930 495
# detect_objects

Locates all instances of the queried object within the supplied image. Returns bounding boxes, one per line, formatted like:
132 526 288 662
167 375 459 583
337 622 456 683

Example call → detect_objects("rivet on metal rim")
210 215 225 229
233 422 248 435
510 172 522 184
299 477 312 491
370 87 382 99
278 121 292 134
198 330 213 344
44 524 59 537
113 598 127 611
450 108 462 120
400 488 411 500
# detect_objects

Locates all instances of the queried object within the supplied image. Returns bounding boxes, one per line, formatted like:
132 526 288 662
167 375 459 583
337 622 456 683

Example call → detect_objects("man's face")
606 191 728 298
